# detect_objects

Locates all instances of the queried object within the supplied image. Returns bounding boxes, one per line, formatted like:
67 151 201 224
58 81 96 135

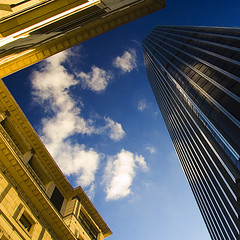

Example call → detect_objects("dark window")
218 95 240 120
19 213 32 232
192 73 201 82
187 69 196 78
229 82 240 97
196 77 207 86
202 81 213 92
50 187 64 212
182 66 191 75
208 87 224 101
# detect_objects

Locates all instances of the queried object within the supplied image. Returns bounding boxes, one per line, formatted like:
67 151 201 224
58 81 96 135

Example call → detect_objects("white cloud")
78 66 112 92
31 51 100 187
138 99 147 111
94 117 126 141
146 146 156 154
113 49 137 73
31 51 128 190
105 117 125 141
135 155 148 171
102 149 148 201
86 183 95 200
49 141 100 187
31 50 146 202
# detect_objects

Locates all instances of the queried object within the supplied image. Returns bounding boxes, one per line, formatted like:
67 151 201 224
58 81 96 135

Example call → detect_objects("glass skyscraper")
143 26 240 240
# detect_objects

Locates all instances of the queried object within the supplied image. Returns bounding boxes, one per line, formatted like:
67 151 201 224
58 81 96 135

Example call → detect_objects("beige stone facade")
0 79 112 239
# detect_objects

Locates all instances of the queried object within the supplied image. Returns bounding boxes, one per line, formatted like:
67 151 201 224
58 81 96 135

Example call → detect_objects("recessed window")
19 214 32 231
50 187 64 212
18 211 35 234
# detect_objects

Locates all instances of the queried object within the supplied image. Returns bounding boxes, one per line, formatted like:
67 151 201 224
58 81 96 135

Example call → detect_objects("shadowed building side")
143 26 240 240
0 0 166 78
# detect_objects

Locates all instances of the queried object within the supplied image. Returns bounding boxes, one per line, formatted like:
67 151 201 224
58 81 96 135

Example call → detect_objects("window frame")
17 208 35 236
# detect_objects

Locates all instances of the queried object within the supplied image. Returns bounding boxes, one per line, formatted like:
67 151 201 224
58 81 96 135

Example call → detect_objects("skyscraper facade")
0 0 165 78
143 26 240 240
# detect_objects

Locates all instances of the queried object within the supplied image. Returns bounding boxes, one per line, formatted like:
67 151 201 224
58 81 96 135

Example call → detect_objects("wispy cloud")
138 99 148 111
105 117 126 141
86 183 95 200
102 149 148 201
78 66 112 92
146 146 156 154
93 116 126 141
113 49 137 73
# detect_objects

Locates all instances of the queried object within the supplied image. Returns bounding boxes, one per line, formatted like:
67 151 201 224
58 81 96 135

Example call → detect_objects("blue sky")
3 0 240 239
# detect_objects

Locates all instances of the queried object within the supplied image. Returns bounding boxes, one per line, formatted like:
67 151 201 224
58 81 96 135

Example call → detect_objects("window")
18 210 35 234
50 187 64 212
19 214 32 232
79 211 98 240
